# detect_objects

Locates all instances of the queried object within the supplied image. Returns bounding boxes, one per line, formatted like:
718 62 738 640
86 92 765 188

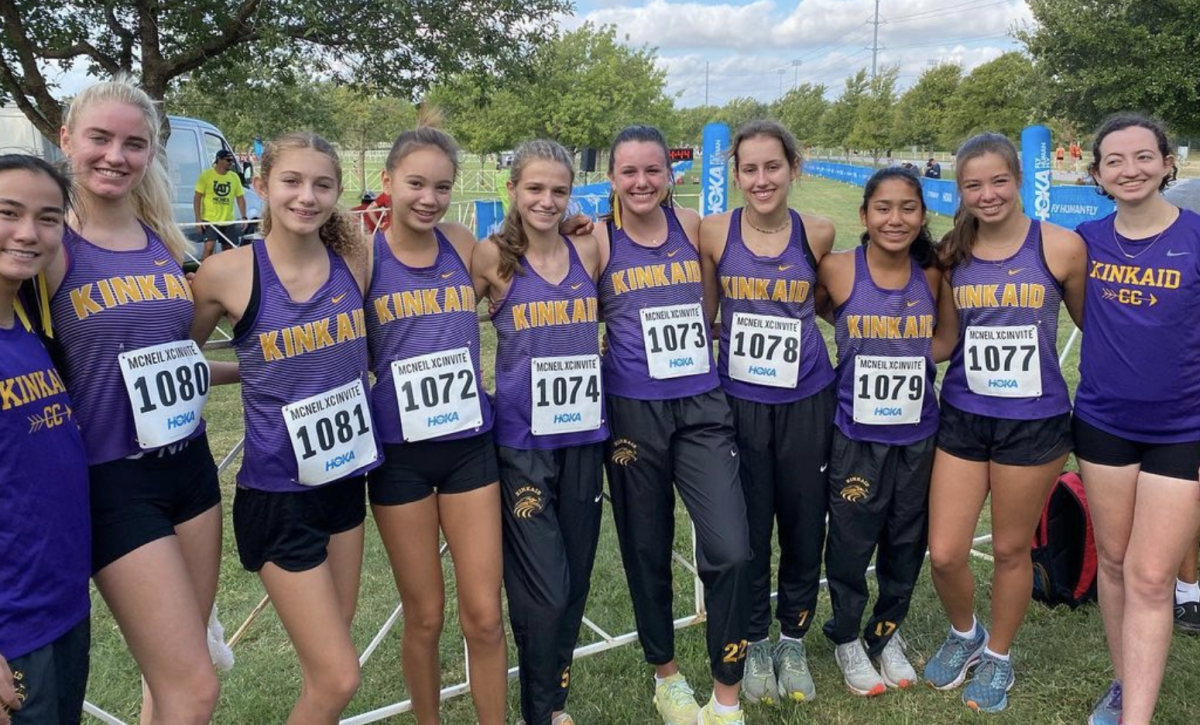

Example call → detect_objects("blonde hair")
259 132 361 259
64 75 188 260
488 139 575 280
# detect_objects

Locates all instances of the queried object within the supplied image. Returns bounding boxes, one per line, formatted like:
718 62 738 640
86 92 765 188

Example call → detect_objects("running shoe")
652 673 700 725
741 639 777 704
962 652 1015 712
834 640 886 696
696 696 746 725
774 637 816 702
1087 680 1122 725
516 716 575 725
1175 600 1200 634
877 632 917 689
923 622 988 690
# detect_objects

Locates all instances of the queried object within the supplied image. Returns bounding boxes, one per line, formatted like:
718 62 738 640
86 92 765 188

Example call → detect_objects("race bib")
639 303 710 379
727 312 802 388
964 325 1042 398
118 340 209 448
391 347 483 442
530 355 603 436
852 355 926 425
282 378 377 486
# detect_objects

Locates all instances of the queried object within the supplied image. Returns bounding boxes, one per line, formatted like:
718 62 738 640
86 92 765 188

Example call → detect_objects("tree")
818 69 869 151
892 63 961 150
0 0 569 140
1019 0 1200 137
330 87 417 192
770 83 828 147
847 67 899 166
669 105 717 147
711 97 769 134
939 52 1037 148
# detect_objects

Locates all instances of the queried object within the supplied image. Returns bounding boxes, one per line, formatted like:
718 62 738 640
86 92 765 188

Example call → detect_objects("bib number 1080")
118 340 210 448
132 363 210 413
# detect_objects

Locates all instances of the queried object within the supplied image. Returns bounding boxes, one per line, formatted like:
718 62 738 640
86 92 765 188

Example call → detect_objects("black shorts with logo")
367 432 498 506
936 401 1072 467
233 476 367 573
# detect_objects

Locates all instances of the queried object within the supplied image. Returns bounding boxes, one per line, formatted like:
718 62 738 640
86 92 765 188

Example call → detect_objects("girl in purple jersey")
817 167 941 698
698 121 836 706
39 78 223 725
596 125 752 725
364 124 506 725
191 133 375 724
922 133 1087 712
1073 115 1200 725
0 155 90 725
472 139 605 725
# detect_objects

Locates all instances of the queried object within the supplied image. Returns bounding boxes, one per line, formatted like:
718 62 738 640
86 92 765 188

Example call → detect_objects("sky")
564 0 1035 107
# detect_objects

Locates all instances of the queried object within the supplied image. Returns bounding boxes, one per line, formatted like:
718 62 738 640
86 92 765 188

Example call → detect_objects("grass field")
82 175 1200 725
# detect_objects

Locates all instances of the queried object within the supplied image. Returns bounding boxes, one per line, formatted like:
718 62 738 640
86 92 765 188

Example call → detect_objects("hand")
0 653 20 724
559 213 594 237
599 330 608 356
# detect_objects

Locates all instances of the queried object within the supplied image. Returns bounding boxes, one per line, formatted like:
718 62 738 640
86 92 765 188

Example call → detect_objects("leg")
1118 473 1200 725
258 562 362 725
1178 527 1199 586
174 505 223 628
326 524 365 626
94 538 219 725
373 497 446 725
985 455 1067 653
726 396 776 643
926 450 990 635
441 485 506 725
1079 459 1139 680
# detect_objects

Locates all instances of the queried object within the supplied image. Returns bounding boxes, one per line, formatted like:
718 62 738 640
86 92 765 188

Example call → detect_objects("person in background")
924 158 942 179
193 149 246 260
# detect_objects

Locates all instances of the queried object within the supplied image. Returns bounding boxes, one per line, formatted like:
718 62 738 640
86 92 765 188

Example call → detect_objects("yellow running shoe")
653 674 700 725
696 696 746 725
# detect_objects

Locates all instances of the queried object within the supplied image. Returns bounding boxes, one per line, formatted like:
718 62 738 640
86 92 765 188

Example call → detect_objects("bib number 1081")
295 405 371 460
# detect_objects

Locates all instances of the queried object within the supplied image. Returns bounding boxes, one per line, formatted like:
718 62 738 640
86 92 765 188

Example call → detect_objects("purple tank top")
718 208 835 404
233 240 379 492
598 207 718 400
492 239 608 450
1075 209 1200 442
366 229 494 444
941 221 1069 418
49 225 204 464
0 322 90 660
833 246 938 445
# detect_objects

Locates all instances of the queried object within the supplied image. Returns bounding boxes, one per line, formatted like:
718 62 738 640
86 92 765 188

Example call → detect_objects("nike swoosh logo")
594 493 603 503
906 300 920 307
667 250 679 258
820 462 828 472
778 264 794 271
1007 268 1025 276
331 294 346 304
441 272 455 279
571 283 583 290
1167 250 1190 257
154 259 169 267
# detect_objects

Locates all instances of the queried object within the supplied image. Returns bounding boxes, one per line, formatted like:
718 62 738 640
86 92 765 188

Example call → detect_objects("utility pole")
778 68 785 99
705 61 710 107
792 59 802 90
870 0 882 80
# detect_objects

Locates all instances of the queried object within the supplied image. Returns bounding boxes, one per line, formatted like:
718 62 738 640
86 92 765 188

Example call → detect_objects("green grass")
82 176 1199 725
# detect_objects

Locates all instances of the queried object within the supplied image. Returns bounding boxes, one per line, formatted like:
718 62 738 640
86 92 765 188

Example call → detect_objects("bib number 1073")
639 303 710 379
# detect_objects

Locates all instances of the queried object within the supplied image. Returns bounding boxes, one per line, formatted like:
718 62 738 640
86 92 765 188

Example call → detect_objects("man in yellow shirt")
193 149 246 260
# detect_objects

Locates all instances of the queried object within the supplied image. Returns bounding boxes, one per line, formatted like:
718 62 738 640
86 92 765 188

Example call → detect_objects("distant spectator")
193 149 246 260
1055 143 1065 170
495 166 512 214
351 191 387 235
924 157 942 179
364 191 391 233
1069 140 1082 172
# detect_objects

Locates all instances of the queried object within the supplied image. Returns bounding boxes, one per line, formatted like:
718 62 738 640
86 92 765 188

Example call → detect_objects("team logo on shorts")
610 438 638 466
840 475 871 503
513 485 545 519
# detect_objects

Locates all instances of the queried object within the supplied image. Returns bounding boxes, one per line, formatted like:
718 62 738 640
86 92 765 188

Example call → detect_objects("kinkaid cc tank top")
366 229 493 444
492 238 607 450
717 208 834 404
833 246 938 445
941 220 1069 419
233 240 379 492
598 207 718 400
49 225 207 464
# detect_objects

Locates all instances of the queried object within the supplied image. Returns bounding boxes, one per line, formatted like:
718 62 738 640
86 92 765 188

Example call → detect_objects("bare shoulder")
799 213 836 256
472 236 503 269
438 221 478 263
1042 221 1086 251
674 206 702 244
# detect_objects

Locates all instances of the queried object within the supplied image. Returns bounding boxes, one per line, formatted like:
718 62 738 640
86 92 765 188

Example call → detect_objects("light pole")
792 59 802 90
778 68 785 99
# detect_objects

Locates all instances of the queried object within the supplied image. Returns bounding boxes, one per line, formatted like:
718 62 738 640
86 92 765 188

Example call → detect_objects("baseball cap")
215 149 235 162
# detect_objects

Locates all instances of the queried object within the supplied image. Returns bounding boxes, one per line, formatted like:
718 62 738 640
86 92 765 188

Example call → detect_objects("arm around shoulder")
1043 223 1087 328
801 213 836 262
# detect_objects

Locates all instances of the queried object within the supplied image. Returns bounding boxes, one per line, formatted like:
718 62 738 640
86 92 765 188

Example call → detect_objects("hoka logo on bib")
748 366 776 377
669 357 694 368
324 451 356 472
167 411 197 430
553 412 583 425
989 379 1019 389
427 412 460 427
874 407 903 417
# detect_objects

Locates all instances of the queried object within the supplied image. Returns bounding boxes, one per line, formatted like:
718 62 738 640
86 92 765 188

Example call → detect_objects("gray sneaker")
834 640 886 696
741 639 777 704
773 638 816 702
877 632 917 689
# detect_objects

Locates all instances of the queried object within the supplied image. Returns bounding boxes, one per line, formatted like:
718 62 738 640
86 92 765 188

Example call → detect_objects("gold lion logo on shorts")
610 438 638 466
840 475 871 503
513 486 545 519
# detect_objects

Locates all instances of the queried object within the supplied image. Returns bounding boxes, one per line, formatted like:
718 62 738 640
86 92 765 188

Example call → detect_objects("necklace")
1112 223 1168 259
744 211 790 235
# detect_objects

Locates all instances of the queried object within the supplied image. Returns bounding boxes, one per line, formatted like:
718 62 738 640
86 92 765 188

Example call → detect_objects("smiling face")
256 148 340 238
0 168 67 283
510 159 573 235
383 146 455 233
958 151 1019 225
1093 126 1175 205
60 99 152 201
735 134 797 216
609 140 670 217
860 177 926 253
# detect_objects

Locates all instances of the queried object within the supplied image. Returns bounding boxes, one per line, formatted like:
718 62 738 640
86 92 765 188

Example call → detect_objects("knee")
928 541 968 577
1124 563 1176 606
460 609 506 651
704 534 753 575
991 538 1032 570
158 664 219 724
404 605 445 643
312 664 361 711
1096 546 1126 581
